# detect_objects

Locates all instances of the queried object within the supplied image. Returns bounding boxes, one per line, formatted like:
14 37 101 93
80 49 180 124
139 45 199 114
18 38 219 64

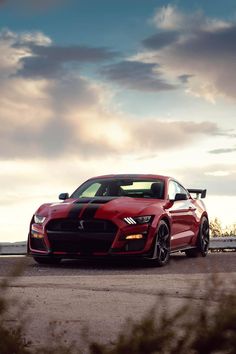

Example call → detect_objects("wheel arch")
160 215 171 234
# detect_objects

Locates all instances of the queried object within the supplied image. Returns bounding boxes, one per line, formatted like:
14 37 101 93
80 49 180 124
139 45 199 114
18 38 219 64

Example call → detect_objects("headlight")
34 215 46 224
123 215 153 225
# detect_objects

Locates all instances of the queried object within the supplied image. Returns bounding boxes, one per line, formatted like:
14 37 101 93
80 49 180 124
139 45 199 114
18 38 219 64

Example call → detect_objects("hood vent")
74 197 117 205
90 197 117 204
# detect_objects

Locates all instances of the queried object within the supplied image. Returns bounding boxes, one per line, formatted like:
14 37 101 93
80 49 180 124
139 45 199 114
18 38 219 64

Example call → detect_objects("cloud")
152 4 231 32
0 29 230 161
0 29 117 79
100 60 176 92
142 31 179 49
129 120 220 151
208 147 236 154
140 5 236 101
16 43 118 78
178 74 194 84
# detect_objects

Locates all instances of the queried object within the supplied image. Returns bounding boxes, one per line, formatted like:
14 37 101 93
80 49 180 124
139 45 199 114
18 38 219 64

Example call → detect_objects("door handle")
189 206 196 211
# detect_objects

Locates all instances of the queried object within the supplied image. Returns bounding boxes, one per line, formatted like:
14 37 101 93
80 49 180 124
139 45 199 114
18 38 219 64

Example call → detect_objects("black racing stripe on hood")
81 204 100 219
81 197 118 218
68 204 85 219
68 197 117 219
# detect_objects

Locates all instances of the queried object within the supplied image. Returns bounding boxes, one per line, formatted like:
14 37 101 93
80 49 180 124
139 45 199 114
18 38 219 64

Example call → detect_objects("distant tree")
224 223 236 236
210 218 223 237
210 218 236 237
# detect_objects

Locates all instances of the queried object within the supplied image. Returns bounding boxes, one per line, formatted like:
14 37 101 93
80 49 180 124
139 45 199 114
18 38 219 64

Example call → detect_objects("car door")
167 180 197 250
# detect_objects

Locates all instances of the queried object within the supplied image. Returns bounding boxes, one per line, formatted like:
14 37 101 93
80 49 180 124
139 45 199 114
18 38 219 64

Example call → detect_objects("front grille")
30 238 46 251
47 219 117 233
46 219 118 254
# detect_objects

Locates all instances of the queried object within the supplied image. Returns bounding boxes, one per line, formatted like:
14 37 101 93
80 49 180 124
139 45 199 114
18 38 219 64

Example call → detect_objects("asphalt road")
1 253 236 351
1 252 236 276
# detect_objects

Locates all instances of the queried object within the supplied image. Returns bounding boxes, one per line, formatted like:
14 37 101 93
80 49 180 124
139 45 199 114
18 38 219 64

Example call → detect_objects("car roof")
86 174 170 181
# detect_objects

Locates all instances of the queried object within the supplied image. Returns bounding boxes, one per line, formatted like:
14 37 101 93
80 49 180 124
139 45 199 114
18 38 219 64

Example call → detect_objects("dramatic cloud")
100 60 176 91
0 29 117 79
0 29 232 161
141 5 236 101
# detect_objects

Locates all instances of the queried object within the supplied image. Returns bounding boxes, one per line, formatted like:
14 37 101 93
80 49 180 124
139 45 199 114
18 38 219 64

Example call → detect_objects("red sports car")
28 174 209 266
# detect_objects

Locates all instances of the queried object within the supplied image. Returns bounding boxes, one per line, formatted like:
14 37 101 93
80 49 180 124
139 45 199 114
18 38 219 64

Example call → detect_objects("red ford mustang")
28 174 209 266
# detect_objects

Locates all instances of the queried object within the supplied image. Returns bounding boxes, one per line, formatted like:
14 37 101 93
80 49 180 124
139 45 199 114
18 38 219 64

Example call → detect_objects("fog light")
125 234 143 240
31 231 44 239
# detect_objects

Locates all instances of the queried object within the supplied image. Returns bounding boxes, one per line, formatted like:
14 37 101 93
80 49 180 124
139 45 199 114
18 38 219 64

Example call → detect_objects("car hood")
37 196 165 220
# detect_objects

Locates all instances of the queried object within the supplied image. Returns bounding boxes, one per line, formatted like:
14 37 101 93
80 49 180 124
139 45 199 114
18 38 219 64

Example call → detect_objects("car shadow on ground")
29 252 236 275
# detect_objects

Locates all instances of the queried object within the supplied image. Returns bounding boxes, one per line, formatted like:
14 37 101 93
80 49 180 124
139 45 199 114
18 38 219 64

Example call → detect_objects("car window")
168 181 177 200
168 180 188 200
80 183 102 197
71 179 165 199
175 182 188 196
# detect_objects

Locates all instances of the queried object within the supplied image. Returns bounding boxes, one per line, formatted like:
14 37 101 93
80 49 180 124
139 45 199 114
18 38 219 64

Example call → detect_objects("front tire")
185 216 209 258
151 220 170 266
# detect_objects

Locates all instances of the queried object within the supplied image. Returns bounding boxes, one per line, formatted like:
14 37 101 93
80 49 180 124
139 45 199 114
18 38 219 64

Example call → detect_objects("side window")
175 182 189 198
168 181 177 200
168 181 189 200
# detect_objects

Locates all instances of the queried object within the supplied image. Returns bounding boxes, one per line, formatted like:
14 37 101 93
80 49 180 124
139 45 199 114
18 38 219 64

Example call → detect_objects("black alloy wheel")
198 216 210 256
185 216 209 258
152 220 170 266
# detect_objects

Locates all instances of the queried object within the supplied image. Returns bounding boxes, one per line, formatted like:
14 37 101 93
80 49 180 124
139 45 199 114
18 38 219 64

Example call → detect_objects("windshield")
71 178 165 199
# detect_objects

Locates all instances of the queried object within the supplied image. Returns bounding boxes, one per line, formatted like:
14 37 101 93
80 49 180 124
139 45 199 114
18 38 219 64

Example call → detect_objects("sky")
0 0 236 242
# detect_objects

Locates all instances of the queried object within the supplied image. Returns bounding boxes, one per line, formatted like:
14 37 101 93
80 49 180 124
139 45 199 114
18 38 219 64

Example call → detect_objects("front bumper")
28 218 155 258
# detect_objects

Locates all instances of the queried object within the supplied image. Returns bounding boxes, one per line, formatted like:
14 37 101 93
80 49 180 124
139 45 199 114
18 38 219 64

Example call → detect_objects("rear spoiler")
187 189 207 199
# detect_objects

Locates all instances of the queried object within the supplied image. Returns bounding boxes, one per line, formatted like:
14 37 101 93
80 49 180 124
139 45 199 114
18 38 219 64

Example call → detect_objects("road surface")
1 253 235 351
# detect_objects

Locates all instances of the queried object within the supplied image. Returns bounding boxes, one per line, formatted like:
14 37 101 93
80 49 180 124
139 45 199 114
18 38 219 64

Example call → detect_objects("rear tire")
33 257 61 265
151 220 170 267
185 216 209 258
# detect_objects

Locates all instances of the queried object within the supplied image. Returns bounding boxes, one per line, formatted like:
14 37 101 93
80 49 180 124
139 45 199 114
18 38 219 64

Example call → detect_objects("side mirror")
174 193 187 201
59 193 69 200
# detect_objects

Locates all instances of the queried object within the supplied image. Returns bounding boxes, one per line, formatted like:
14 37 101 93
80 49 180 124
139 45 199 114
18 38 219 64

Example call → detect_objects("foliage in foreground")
0 268 236 354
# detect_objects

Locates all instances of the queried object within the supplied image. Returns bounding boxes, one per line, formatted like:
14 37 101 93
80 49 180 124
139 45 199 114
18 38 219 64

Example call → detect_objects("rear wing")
187 189 207 199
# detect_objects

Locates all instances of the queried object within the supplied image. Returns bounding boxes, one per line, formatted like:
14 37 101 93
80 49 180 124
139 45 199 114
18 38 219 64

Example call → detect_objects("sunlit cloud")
151 4 231 32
